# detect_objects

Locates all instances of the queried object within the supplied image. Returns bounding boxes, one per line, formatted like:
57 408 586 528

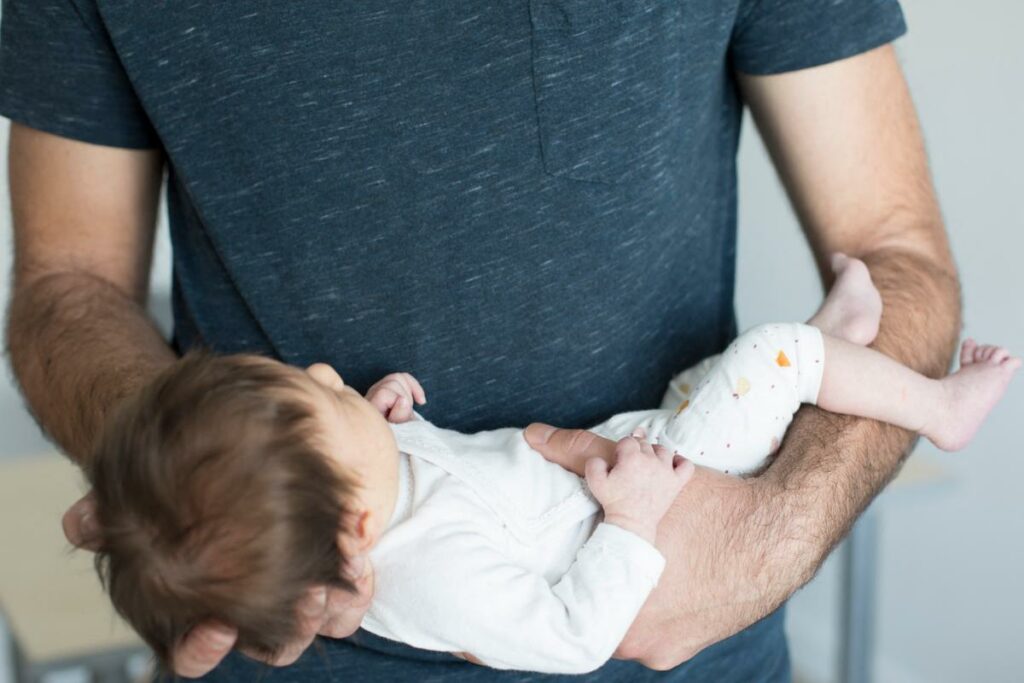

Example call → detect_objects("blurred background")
0 0 1021 681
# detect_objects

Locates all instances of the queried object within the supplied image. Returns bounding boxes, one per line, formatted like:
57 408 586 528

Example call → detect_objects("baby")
85 255 1018 674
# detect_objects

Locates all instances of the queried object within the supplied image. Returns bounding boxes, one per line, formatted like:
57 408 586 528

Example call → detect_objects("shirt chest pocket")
528 0 683 185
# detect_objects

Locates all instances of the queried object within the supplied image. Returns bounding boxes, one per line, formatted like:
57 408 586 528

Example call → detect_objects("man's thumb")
524 422 617 477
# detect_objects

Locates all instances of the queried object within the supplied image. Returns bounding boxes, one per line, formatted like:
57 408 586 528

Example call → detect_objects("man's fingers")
299 586 329 627
320 587 368 638
243 585 326 667
287 585 328 651
246 634 313 667
524 423 618 477
172 621 237 678
321 609 365 639
62 492 102 551
321 556 375 638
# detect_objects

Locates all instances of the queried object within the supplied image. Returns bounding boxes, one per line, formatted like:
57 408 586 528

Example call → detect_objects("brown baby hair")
85 351 360 670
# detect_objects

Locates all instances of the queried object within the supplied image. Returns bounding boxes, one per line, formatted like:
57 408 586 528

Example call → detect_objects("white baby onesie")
604 321 826 475
359 321 824 673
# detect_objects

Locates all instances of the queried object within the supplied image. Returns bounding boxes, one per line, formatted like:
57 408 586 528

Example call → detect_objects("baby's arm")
365 372 426 423
402 435 693 674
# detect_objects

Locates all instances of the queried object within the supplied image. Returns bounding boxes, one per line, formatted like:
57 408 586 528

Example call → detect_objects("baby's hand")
585 429 695 544
365 372 427 423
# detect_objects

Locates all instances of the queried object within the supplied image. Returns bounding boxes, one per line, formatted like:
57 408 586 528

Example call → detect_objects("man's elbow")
614 629 701 672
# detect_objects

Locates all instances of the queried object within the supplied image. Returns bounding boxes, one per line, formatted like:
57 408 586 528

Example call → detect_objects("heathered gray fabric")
0 1 905 680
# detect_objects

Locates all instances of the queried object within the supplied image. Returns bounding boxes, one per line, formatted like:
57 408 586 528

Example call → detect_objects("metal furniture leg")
839 505 879 683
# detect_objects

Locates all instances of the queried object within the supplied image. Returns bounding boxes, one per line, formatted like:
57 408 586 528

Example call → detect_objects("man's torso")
96 0 745 432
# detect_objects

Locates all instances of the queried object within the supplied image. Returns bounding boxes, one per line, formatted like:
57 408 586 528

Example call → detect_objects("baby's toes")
989 347 1011 365
961 338 977 366
974 344 996 363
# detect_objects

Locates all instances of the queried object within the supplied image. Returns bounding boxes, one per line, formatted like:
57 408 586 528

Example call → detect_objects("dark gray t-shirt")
0 1 905 679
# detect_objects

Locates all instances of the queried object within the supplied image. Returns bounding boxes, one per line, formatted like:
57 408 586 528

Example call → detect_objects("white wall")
736 1 1024 681
1 0 1021 680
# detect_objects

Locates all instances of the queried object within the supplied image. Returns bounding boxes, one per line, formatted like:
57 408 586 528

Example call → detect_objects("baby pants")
649 322 826 475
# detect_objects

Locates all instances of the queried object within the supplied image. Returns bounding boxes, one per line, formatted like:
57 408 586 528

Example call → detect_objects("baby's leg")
658 253 881 413
655 322 827 475
807 252 883 345
818 336 1020 451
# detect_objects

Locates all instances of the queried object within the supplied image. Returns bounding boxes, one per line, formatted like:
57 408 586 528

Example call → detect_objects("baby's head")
85 352 400 669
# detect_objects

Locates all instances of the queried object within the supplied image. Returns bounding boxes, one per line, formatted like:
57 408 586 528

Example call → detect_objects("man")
1 1 959 680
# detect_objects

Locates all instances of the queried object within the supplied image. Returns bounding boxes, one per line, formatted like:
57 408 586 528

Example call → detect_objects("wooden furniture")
0 454 147 683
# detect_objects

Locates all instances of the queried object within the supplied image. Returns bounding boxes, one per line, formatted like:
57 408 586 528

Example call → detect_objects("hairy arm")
5 122 172 462
3 124 372 675
526 44 960 669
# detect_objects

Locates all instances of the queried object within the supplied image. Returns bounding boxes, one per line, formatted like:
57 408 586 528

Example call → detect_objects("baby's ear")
338 510 377 556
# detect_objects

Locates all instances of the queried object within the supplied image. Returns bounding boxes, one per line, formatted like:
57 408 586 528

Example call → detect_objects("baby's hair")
86 351 359 670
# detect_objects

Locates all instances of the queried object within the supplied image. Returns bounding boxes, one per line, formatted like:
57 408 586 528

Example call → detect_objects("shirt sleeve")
730 0 907 76
0 0 159 148
391 522 666 674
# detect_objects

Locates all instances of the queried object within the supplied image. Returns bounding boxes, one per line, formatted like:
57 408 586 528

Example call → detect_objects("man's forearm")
758 245 960 589
612 243 960 669
5 270 176 463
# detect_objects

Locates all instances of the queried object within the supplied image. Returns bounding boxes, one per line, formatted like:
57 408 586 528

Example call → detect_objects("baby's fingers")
368 386 399 414
584 456 610 498
652 444 673 462
388 395 413 423
401 373 427 405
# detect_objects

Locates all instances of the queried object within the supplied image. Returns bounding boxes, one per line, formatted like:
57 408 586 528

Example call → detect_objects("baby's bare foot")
808 253 883 346
925 339 1021 451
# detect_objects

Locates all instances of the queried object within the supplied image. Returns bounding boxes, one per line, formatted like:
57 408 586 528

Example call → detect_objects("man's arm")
526 44 960 669
3 123 371 675
5 123 173 461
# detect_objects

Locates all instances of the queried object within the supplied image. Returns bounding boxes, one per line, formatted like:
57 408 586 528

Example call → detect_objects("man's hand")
62 493 375 677
365 372 427 423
